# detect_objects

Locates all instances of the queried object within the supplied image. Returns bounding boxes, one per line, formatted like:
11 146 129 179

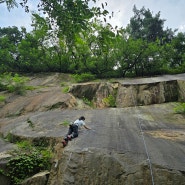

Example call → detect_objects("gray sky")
0 0 185 32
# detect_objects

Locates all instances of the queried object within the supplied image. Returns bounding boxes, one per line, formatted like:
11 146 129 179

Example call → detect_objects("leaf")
103 10 109 15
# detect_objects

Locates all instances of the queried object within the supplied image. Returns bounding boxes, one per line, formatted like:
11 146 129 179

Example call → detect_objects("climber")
62 116 91 147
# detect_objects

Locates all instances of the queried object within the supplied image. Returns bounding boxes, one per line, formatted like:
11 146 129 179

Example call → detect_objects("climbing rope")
130 86 155 185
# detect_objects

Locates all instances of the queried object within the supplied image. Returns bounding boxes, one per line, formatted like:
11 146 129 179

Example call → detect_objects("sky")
0 0 185 32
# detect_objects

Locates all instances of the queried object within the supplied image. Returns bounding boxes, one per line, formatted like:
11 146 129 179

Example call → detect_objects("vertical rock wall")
178 80 185 102
70 80 184 108
116 81 179 107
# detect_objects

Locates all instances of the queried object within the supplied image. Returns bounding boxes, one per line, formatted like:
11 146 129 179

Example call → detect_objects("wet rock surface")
0 73 185 185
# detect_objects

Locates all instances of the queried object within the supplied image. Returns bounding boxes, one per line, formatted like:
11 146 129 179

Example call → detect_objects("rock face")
70 80 184 108
178 80 185 101
48 148 185 185
0 73 185 185
0 87 77 118
116 80 180 107
21 171 50 185
70 82 117 108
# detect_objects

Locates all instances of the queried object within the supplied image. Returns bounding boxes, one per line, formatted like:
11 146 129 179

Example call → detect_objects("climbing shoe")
62 140 68 147
64 137 68 141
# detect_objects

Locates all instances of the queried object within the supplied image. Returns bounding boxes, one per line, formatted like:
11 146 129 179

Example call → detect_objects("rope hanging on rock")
130 86 155 185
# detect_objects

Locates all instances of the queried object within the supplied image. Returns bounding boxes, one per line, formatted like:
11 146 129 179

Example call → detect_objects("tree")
17 14 52 72
165 32 185 73
2 0 114 74
0 26 25 72
0 0 18 10
71 20 117 77
127 5 175 43
112 28 166 77
39 0 109 68
113 35 147 77
3 0 184 76
3 0 109 46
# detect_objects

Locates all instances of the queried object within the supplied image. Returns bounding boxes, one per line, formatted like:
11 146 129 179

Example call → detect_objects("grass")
0 95 6 102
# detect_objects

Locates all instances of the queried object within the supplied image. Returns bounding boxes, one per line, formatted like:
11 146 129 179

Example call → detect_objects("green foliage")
0 168 4 175
25 86 37 90
16 140 32 150
0 95 6 102
5 141 53 185
174 103 185 114
0 4 185 77
0 26 25 73
7 74 27 94
62 86 70 93
103 94 116 107
4 132 14 143
61 120 70 126
82 97 94 107
3 0 18 11
0 73 28 95
127 5 175 43
60 82 66 87
72 73 96 82
73 22 118 78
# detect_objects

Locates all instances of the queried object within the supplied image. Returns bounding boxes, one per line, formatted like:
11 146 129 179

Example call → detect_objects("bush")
0 73 28 95
72 73 96 83
82 97 94 107
62 86 70 93
174 103 185 114
4 132 14 143
103 94 116 107
0 95 6 102
3 141 53 185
